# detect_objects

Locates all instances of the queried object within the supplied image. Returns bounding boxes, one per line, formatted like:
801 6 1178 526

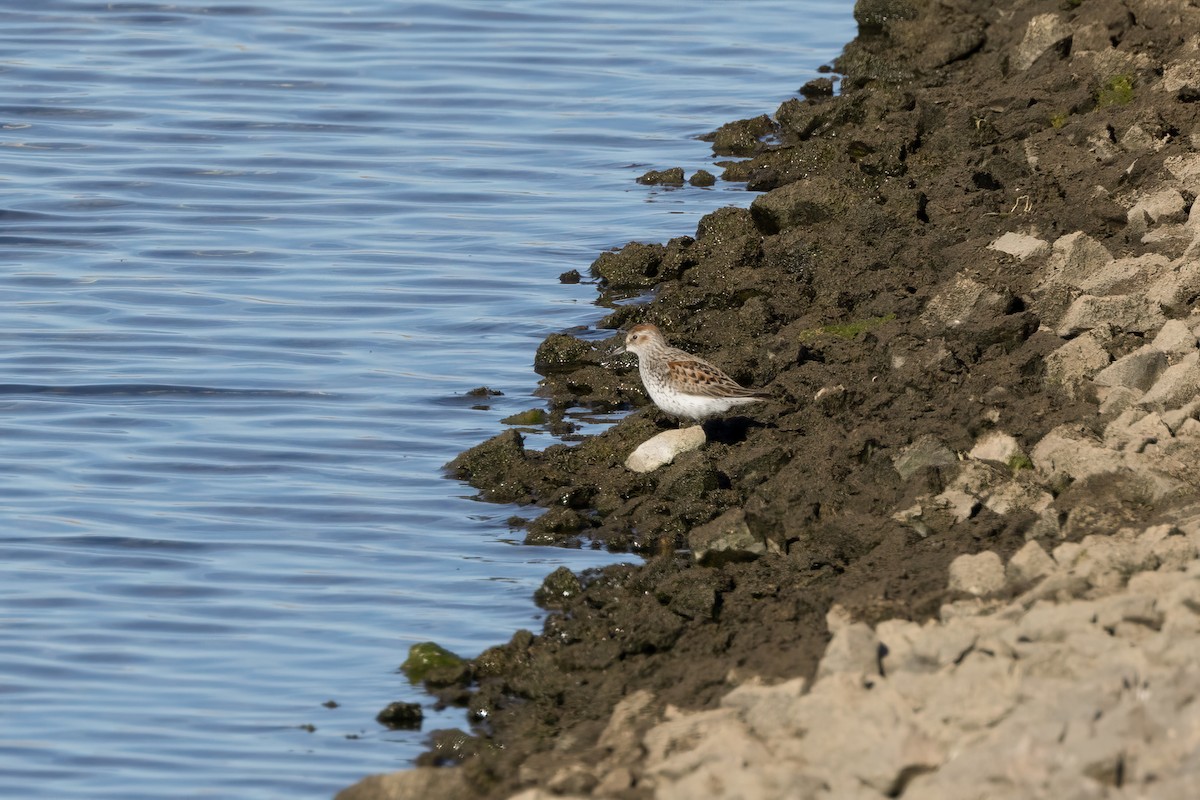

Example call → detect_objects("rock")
1031 425 1125 482
375 701 424 730
1013 13 1072 71
1098 385 1142 415
625 426 706 473
1044 326 1113 396
1078 254 1169 295
817 621 882 679
1147 259 1200 309
1151 319 1199 356
590 242 668 290
688 169 716 187
1043 232 1114 289
1006 540 1056 587
1092 347 1168 391
934 487 981 523
988 231 1049 261
336 767 469 800
948 551 1005 596
1127 188 1187 232
983 481 1052 516
892 434 957 480
1104 408 1170 453
687 508 766 565
1055 293 1166 338
445 429 531 503
919 273 1008 327
636 167 685 186
749 176 857 235
400 642 467 685
700 114 775 156
1139 352 1200 411
968 431 1023 466
533 566 583 610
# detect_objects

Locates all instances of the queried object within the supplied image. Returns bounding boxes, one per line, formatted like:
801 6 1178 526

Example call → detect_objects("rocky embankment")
341 1 1200 798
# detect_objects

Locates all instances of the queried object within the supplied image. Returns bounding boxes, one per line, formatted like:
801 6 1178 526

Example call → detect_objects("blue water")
0 1 855 797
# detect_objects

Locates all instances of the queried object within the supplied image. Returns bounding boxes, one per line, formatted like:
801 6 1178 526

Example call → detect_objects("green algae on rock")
400 642 468 686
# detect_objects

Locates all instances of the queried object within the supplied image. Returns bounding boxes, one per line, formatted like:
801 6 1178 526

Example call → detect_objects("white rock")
1007 540 1056 586
948 551 1006 596
988 231 1050 261
624 425 705 472
935 487 981 523
1014 13 1071 71
1152 319 1199 356
817 621 882 679
1031 425 1125 481
1127 188 1187 232
892 434 957 480
968 431 1023 465
1078 254 1169 295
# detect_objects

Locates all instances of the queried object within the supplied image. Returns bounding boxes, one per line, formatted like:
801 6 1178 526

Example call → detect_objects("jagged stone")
948 551 1005 596
1007 540 1056 587
1092 347 1169 391
988 231 1050 261
1013 13 1072 71
893 434 957 480
687 508 765 565
968 431 1023 465
1151 319 1199 356
920 273 1008 327
1140 352 1200 411
1056 294 1167 338
1045 326 1113 396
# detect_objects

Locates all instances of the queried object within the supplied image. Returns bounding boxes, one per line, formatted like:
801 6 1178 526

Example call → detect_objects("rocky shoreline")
341 1 1200 798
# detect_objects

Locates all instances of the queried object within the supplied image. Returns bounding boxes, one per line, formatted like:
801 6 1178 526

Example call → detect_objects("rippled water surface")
0 1 854 797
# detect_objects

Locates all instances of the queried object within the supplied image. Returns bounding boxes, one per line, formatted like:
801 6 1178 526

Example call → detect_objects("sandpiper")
617 323 770 421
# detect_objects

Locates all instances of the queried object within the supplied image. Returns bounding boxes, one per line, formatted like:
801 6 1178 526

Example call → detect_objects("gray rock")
1043 231 1114 289
935 487 981 523
920 274 1008 327
1014 13 1072 71
1092 346 1168 391
893 434 958 480
817 621 882 679
1056 293 1167 338
948 551 1006 596
687 508 765 565
1152 319 1199 356
988 231 1050 261
1139 351 1200 411
968 431 1023 465
1007 540 1056 587
625 425 705 473
1128 188 1188 233
1031 425 1125 482
1044 326 1113 396
1078 254 1169 295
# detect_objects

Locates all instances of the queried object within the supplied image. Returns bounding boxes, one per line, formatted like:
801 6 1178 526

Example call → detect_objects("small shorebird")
617 323 770 421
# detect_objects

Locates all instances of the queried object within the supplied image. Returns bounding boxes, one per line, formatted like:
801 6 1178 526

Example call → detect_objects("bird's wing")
666 358 765 398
